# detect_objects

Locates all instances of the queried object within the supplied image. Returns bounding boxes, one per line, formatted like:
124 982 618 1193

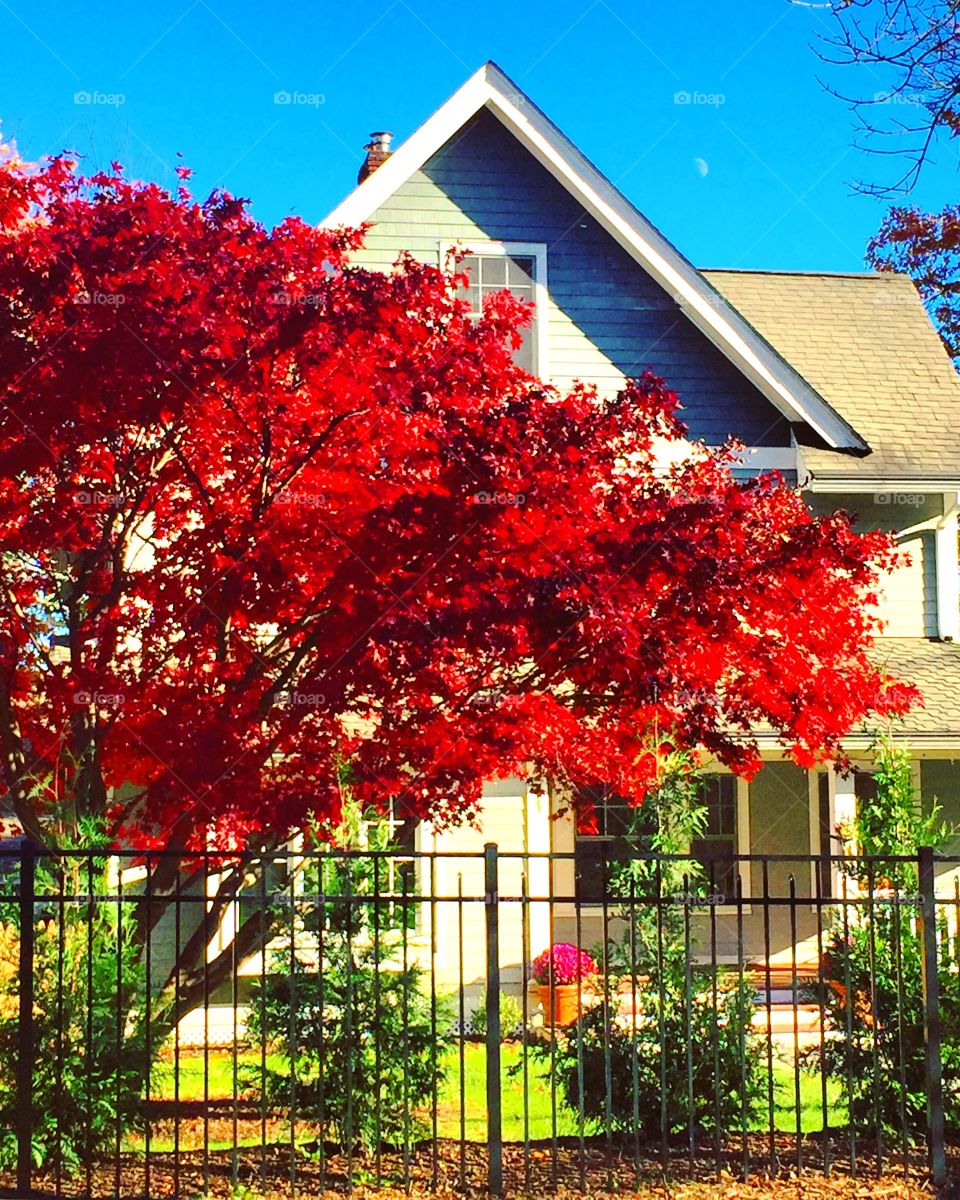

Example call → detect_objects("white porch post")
833 774 857 841
525 781 552 960
831 771 859 899
935 492 960 641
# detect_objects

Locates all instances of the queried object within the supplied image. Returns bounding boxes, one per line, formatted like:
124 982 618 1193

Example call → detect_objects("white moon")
693 157 709 177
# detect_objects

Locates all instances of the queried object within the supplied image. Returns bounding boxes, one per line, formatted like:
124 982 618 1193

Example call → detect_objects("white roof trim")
322 62 868 454
806 476 960 491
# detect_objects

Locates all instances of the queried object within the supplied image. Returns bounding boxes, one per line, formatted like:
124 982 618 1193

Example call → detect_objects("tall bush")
0 841 148 1172
819 737 960 1135
247 800 451 1152
535 757 763 1139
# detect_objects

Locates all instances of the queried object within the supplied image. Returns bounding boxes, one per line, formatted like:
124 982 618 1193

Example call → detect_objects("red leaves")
869 204 960 358
0 153 918 849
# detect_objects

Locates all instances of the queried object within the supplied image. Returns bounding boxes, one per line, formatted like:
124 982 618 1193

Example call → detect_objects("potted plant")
531 943 598 1026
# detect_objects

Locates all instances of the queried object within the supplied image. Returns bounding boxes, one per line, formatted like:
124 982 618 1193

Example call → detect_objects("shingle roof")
702 270 960 481
746 639 960 743
866 637 960 738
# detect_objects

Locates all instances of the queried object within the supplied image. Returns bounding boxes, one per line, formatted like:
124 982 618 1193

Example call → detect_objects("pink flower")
531 943 598 985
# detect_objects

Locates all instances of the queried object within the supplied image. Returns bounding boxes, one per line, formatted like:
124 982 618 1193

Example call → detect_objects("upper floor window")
445 241 547 377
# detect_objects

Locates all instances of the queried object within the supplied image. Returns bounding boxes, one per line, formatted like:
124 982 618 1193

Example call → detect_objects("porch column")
833 769 859 888
935 492 960 641
525 780 552 959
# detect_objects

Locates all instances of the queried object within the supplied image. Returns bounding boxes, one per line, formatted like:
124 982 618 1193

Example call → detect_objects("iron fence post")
484 843 503 1197
918 845 946 1186
16 836 36 1197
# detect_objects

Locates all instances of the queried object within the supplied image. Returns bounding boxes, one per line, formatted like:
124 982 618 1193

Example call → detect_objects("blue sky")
1 0 957 271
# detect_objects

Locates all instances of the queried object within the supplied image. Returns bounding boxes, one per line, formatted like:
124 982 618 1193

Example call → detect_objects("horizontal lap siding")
809 493 941 637
351 109 790 448
423 777 539 998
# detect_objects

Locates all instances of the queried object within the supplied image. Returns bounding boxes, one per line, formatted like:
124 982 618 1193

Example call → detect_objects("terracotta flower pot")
536 981 583 1026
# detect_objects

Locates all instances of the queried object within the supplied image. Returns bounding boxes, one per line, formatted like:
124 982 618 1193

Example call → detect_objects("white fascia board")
805 477 960 493
729 446 799 472
750 731 960 752
322 66 492 229
322 62 867 455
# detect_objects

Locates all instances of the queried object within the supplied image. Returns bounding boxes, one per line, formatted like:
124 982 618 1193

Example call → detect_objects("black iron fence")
0 840 958 1197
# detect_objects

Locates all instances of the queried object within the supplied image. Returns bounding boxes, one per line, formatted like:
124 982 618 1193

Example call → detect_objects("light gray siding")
352 109 790 448
807 493 941 638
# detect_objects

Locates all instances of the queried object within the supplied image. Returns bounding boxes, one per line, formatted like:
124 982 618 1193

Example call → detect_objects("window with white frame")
573 783 656 903
690 775 741 900
573 774 747 904
447 242 546 376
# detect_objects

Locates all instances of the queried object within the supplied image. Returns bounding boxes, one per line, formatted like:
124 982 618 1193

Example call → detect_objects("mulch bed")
3 1133 954 1200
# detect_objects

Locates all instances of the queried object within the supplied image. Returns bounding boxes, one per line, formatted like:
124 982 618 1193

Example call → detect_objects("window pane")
480 255 507 286
454 256 478 313
704 775 736 836
605 802 636 840
458 255 479 287
574 839 637 903
854 772 879 803
507 255 536 287
575 783 607 835
453 250 540 374
691 839 738 898
512 331 535 372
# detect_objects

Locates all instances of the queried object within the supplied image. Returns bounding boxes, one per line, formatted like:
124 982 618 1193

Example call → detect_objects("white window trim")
439 239 549 380
712 776 751 913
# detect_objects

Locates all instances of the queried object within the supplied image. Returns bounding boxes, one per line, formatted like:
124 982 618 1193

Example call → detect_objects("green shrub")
246 799 452 1152
247 942 447 1152
538 964 762 1139
819 902 960 1135
0 853 148 1173
818 736 960 1135
470 992 524 1041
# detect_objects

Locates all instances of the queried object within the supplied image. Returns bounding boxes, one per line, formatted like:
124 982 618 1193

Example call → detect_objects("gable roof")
704 270 960 484
322 61 867 456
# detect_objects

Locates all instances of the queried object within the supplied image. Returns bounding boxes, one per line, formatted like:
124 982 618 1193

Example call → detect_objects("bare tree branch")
802 0 960 194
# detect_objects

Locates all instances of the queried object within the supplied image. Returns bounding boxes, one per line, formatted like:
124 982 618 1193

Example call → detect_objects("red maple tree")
0 151 916 992
869 205 960 359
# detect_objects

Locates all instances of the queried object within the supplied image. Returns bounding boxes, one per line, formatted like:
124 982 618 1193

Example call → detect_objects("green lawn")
150 1043 844 1142
438 1043 845 1139
150 1050 284 1104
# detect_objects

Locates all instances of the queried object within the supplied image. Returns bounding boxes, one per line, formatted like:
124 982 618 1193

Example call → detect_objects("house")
318 61 960 997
